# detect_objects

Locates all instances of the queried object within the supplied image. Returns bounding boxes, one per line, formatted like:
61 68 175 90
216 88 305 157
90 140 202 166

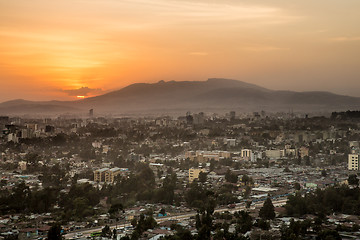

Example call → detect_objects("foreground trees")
285 185 360 217
259 198 275 220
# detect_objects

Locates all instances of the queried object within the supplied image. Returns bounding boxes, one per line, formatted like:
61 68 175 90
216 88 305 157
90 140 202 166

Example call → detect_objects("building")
104 167 122 183
224 138 236 147
94 167 124 183
350 141 359 148
18 161 27 171
299 147 309 157
185 150 231 162
348 154 360 171
92 141 102 148
94 168 109 182
189 168 205 182
193 112 205 125
265 149 285 159
229 111 236 120
285 148 298 158
241 149 252 158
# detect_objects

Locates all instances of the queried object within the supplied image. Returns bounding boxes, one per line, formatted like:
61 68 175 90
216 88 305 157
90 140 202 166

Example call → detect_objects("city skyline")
1 0 360 102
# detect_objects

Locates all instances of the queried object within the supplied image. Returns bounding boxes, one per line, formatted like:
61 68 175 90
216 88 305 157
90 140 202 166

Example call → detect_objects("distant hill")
1 78 360 116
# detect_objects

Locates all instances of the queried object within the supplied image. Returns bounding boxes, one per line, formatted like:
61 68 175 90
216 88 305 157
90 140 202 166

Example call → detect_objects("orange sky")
1 0 360 101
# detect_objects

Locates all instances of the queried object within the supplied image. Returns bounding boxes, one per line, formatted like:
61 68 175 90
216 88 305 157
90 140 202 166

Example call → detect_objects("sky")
0 0 360 102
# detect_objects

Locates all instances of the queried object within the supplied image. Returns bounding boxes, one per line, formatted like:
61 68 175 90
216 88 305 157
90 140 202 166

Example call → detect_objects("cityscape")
1 0 360 239
1 111 360 239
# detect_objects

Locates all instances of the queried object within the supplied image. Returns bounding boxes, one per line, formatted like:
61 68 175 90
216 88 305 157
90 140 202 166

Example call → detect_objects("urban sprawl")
0 111 360 240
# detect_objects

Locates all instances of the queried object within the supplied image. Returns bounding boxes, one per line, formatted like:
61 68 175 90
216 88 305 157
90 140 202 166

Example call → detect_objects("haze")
1 0 360 102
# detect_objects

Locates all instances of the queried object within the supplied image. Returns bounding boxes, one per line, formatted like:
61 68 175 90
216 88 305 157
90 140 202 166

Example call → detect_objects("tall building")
104 167 122 183
229 111 236 120
193 112 205 125
94 167 123 183
89 109 94 118
241 149 252 158
348 154 360 171
189 168 205 182
94 168 108 182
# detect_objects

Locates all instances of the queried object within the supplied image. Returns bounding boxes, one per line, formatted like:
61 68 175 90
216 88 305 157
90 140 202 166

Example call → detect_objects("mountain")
1 78 360 116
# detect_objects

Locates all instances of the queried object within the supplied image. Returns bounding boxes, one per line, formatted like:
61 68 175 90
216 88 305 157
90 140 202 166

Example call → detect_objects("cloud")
240 45 290 52
329 37 360 42
108 0 298 26
189 52 208 56
61 87 103 96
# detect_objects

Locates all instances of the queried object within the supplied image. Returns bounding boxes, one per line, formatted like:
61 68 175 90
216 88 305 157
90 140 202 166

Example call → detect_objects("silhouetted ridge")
1 78 360 115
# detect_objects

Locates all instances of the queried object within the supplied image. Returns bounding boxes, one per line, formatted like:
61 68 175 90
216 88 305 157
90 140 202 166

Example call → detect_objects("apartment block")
348 154 360 171
189 168 205 182
94 167 123 183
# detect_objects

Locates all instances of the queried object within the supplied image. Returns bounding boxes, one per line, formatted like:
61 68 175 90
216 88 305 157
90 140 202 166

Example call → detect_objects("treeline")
285 185 360 217
331 110 360 119
0 181 101 222
101 164 179 206
0 182 59 214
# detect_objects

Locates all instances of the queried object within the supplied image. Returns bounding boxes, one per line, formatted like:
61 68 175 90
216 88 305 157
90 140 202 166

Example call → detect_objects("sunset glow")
1 0 360 101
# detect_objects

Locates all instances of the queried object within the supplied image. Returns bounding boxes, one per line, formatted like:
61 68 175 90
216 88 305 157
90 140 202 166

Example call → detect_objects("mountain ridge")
1 78 359 115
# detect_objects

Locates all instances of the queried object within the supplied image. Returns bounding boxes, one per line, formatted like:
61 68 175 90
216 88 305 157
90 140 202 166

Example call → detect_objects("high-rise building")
94 168 108 182
89 109 94 118
241 149 252 158
348 154 360 171
229 111 236 120
94 167 123 183
189 168 206 182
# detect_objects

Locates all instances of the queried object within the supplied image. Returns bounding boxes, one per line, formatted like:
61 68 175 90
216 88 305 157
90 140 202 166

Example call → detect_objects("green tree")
234 211 253 234
294 182 301 191
241 174 252 185
259 198 275 220
131 214 157 239
244 186 251 198
225 169 238 183
348 174 359 186
198 172 207 183
102 225 112 238
47 224 63 240
316 229 341 240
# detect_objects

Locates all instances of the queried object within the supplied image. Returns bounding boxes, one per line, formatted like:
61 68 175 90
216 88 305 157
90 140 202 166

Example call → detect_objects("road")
64 198 288 239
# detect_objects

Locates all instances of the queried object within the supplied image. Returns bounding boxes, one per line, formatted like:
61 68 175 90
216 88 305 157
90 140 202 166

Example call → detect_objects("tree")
294 182 301 191
198 172 207 183
131 214 157 239
47 224 63 240
259 198 275 220
244 186 251 198
348 174 359 187
159 208 166 216
241 174 252 185
254 219 270 230
316 229 341 240
225 170 238 183
102 225 112 238
235 211 253 234
109 203 124 216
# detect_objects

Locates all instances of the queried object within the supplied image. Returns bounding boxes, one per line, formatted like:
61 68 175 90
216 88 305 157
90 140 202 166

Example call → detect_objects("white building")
224 138 236 147
265 149 285 159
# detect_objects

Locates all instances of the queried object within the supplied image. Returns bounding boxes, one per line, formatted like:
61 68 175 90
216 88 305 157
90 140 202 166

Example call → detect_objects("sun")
77 96 85 99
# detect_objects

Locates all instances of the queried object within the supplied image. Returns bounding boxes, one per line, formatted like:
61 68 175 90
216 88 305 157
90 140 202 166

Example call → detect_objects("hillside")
1 78 360 115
